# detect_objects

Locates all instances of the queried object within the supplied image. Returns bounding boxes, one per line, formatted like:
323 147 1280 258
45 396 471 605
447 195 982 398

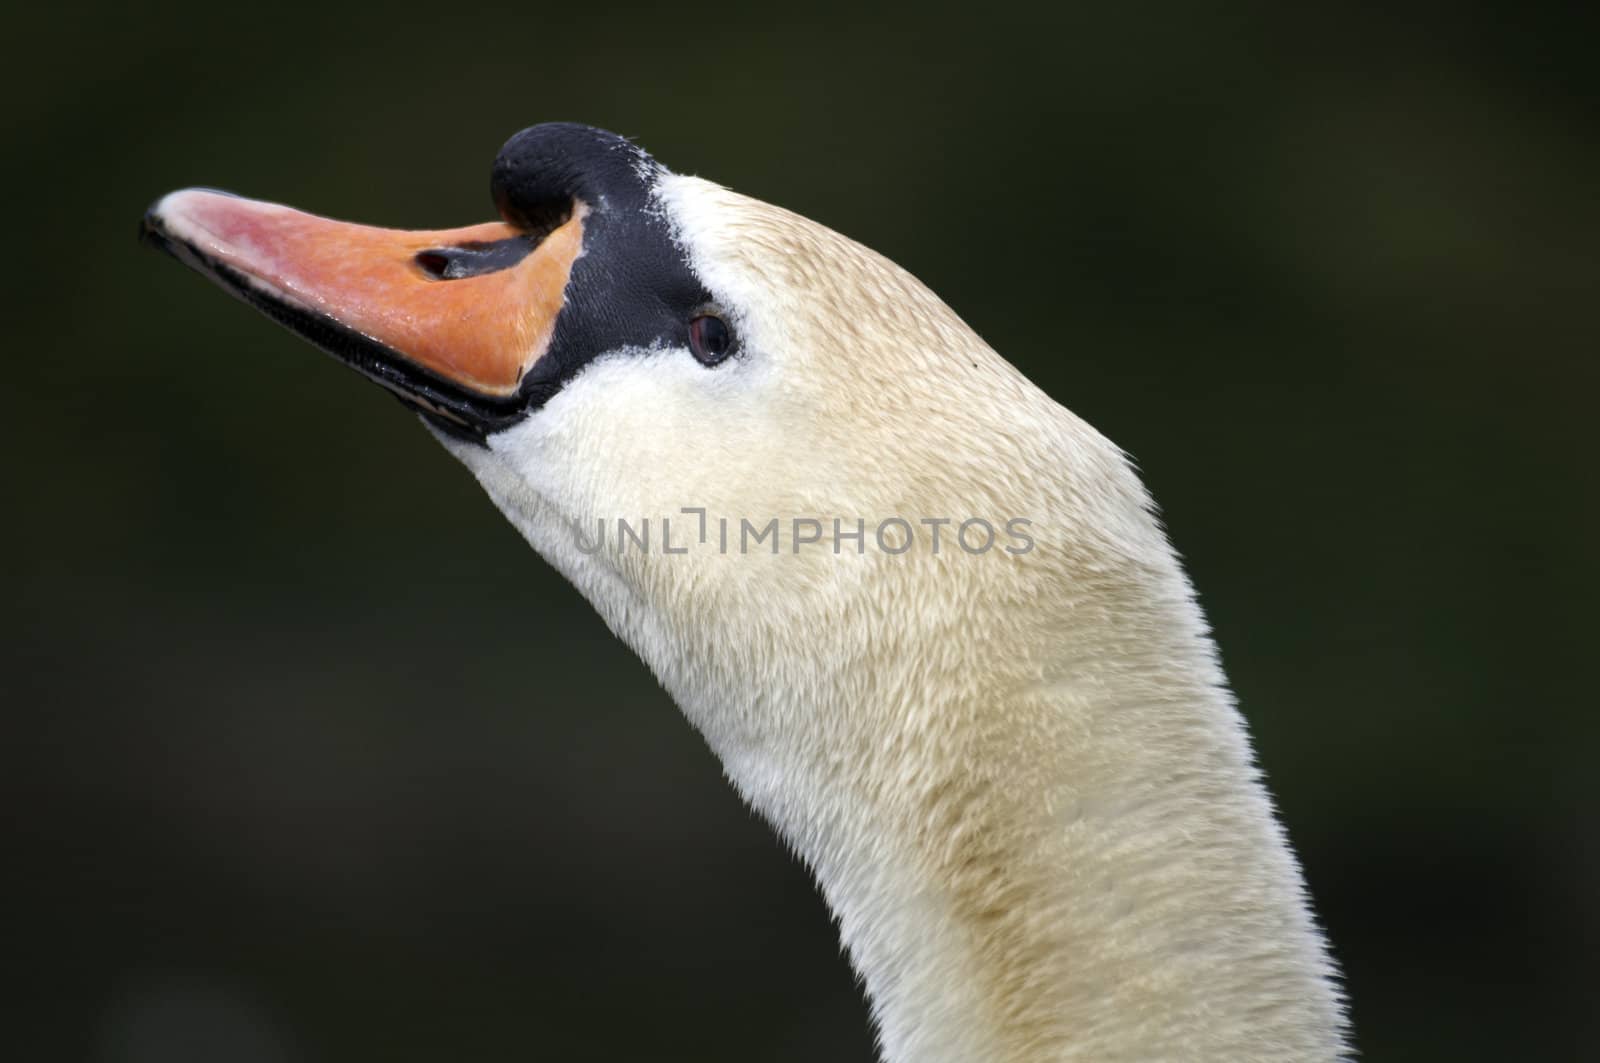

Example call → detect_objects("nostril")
415 250 451 278
414 236 540 281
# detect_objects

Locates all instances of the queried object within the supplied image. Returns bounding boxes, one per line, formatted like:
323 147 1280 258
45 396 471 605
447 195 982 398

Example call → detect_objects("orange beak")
142 188 584 434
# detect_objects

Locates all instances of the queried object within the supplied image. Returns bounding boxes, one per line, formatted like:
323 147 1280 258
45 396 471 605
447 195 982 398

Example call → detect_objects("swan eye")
688 314 734 366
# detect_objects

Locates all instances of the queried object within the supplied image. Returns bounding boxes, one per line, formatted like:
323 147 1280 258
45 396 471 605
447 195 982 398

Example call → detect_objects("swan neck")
727 599 1347 1062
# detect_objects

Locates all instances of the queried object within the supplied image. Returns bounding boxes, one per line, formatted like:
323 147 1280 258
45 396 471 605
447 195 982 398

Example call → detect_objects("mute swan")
143 122 1348 1062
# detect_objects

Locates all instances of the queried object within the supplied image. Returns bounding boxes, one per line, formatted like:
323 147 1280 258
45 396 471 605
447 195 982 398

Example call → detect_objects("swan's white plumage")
440 174 1347 1061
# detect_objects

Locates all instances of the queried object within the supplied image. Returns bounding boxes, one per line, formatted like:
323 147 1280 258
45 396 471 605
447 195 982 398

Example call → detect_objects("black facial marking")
491 123 716 411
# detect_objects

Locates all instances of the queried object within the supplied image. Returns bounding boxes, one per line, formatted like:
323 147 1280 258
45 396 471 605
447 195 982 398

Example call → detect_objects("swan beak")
141 188 584 435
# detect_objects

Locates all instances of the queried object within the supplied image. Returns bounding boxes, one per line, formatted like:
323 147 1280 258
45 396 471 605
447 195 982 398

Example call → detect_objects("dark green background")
7 2 1596 1060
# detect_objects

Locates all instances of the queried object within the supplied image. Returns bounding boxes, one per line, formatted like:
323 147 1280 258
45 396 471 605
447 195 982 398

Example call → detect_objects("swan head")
143 122 1161 758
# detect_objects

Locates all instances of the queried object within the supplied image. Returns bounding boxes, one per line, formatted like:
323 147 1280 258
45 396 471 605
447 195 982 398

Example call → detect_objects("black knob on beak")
491 122 659 233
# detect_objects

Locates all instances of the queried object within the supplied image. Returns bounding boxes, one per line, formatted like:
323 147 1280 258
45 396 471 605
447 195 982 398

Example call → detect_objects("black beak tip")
139 202 173 255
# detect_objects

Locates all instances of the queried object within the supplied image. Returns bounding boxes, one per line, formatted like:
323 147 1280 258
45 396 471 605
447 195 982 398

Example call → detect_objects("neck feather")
703 553 1347 1063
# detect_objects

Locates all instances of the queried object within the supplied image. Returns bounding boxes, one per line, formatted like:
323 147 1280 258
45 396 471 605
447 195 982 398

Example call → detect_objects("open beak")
141 188 584 441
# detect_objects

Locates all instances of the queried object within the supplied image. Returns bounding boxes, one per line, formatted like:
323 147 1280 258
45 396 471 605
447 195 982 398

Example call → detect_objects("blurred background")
5 1 1596 1059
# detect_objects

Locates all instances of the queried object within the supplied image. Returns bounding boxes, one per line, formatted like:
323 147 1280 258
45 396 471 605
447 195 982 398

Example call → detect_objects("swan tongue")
141 188 583 415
